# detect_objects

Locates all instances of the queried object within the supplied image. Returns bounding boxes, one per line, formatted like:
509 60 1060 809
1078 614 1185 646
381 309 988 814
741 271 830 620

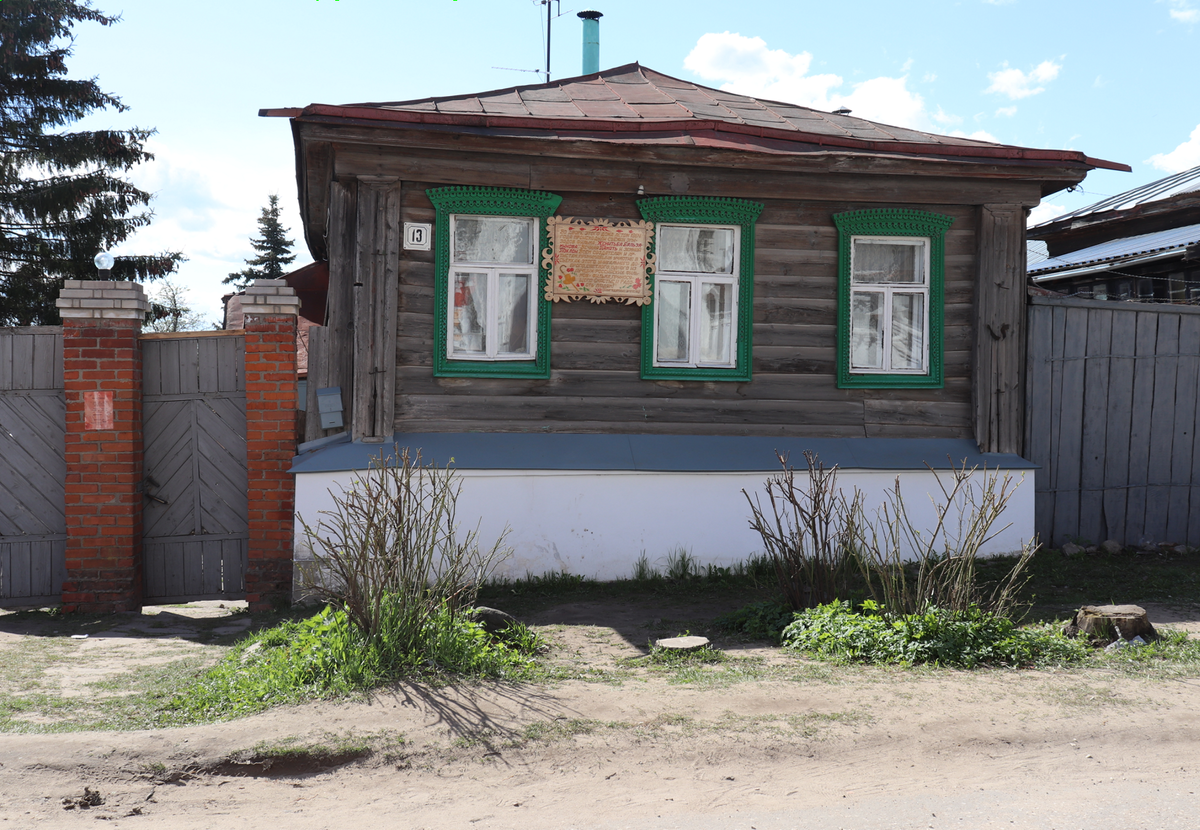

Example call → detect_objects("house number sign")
403 222 432 251
542 216 655 305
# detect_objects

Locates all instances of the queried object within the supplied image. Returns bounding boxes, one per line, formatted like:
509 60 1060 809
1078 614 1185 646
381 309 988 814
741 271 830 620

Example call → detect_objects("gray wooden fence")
1026 296 1200 547
0 328 66 607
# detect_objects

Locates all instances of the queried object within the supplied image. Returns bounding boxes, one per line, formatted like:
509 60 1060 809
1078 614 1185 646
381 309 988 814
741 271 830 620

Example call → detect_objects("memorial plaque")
542 217 655 305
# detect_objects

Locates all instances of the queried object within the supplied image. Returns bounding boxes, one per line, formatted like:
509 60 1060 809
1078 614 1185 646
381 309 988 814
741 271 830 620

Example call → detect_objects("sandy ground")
2 599 1200 829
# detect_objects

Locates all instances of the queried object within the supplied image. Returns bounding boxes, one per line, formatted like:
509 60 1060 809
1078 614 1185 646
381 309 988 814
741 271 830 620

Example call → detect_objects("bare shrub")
743 452 863 611
851 461 1036 617
298 447 512 647
745 454 1035 618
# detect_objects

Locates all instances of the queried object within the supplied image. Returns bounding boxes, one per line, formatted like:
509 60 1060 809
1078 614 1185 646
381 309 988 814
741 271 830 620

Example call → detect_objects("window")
637 196 763 381
834 209 954 389
427 187 562 378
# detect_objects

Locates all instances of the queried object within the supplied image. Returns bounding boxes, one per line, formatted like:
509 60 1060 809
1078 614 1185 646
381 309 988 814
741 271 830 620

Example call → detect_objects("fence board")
1026 301 1055 543
1168 315 1200 543
1144 315 1180 542
1078 308 1112 544
1102 310 1137 542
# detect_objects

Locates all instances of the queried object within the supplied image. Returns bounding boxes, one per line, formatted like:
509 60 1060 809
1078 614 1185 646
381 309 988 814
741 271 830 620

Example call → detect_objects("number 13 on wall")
404 222 432 251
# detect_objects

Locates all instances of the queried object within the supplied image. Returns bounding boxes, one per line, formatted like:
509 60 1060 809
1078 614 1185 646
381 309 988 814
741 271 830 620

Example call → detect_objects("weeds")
782 601 1089 668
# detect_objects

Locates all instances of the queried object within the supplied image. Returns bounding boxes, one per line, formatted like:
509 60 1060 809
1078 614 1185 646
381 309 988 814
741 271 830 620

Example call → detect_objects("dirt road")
2 601 1198 829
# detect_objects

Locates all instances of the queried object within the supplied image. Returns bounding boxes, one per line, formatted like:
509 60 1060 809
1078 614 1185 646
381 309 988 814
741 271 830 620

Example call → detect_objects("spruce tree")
0 0 182 326
225 195 296 290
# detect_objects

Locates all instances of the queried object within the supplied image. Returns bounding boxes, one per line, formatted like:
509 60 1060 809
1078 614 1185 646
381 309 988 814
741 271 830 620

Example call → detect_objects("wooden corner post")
56 280 149 613
242 279 301 610
974 204 1029 455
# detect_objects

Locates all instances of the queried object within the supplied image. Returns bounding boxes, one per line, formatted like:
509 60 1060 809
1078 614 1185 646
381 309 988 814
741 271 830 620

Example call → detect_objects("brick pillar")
55 280 149 613
242 279 300 610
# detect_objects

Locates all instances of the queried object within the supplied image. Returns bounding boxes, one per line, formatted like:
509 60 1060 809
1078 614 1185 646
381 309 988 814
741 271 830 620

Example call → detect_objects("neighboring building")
262 64 1124 578
1028 165 1200 302
223 260 329 410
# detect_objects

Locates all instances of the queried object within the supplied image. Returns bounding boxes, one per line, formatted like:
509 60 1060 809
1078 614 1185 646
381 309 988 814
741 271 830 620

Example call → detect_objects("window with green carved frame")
636 196 763 381
833 209 955 389
426 186 562 378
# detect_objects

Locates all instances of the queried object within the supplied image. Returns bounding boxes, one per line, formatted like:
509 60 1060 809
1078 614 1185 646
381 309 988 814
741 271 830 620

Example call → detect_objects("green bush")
166 601 544 723
781 601 1088 668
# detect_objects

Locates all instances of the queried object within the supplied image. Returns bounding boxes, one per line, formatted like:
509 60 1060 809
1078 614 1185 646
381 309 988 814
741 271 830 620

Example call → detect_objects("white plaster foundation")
293 467 1036 581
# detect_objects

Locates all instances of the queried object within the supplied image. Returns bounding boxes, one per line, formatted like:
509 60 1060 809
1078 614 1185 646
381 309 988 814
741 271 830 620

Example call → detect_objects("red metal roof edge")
272 103 1127 171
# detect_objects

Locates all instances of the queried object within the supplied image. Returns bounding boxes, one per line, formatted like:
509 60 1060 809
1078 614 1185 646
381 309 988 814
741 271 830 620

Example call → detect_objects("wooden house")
262 64 1126 577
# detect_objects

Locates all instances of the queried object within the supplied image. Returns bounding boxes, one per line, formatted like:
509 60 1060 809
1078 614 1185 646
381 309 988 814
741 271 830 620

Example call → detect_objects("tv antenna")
494 0 570 84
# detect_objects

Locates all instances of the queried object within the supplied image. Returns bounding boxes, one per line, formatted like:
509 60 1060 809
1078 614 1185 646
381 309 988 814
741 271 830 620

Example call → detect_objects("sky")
61 0 1200 325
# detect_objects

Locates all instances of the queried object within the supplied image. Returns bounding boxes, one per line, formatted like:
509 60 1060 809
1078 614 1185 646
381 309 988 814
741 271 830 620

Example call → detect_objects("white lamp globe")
94 251 115 271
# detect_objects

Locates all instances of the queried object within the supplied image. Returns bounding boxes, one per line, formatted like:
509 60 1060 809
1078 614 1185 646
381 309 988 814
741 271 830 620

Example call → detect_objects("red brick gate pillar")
55 280 149 613
242 279 300 610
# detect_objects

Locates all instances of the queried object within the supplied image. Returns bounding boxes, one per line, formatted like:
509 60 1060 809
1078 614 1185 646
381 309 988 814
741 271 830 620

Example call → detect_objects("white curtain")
454 217 533 264
658 227 735 274
656 280 691 362
452 272 487 354
496 273 531 355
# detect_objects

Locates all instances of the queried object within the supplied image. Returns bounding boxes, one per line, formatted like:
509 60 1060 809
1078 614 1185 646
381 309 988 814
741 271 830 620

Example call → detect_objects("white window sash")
849 236 930 374
447 215 538 362
652 224 741 370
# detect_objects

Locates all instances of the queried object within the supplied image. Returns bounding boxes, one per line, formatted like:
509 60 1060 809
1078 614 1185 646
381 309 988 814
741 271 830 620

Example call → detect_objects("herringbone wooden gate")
0 328 66 607
141 333 248 602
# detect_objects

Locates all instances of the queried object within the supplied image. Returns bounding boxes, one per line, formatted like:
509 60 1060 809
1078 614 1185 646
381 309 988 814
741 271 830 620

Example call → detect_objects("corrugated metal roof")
1032 165 1200 227
1029 222 1200 277
263 64 1127 171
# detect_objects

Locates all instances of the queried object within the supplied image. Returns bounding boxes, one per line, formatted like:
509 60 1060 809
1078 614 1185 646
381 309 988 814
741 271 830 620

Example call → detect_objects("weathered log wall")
307 133 1041 443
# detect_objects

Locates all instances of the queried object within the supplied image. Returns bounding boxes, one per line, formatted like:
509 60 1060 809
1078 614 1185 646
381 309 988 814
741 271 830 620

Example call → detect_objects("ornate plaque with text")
542 217 655 305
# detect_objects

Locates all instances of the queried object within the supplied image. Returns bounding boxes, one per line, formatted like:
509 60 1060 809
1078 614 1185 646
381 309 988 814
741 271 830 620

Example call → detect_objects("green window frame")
833 208 955 389
427 186 562 378
636 196 763 382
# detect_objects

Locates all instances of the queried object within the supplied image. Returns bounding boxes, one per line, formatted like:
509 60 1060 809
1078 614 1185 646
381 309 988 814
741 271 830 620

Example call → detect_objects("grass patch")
162 604 547 725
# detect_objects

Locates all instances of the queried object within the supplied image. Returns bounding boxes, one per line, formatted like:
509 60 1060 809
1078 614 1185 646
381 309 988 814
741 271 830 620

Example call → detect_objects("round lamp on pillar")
94 251 114 275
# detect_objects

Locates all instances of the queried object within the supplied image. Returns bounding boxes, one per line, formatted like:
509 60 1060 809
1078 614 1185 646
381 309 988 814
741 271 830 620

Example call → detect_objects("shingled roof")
262 63 1126 171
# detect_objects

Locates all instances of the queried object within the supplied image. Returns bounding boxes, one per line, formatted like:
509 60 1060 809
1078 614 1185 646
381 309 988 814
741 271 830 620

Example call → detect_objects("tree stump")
1064 605 1157 644
654 636 710 652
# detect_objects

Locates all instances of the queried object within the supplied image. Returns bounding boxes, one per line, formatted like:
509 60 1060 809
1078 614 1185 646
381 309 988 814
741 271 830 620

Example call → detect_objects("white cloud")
986 60 1061 99
683 32 935 130
932 107 963 126
1169 0 1200 23
950 129 1001 144
1146 124 1200 172
1028 202 1068 227
116 140 309 323
995 106 1018 117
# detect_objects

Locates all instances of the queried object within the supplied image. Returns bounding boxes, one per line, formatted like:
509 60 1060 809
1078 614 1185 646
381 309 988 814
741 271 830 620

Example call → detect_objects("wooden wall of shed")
388 182 980 439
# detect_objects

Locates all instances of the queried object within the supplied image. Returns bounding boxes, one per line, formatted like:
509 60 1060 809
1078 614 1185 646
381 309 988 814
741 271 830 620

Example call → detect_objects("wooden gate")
141 333 248 602
0 328 66 607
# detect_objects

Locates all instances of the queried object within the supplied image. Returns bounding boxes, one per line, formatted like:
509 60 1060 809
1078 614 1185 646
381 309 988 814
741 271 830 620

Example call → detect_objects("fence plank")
1078 308 1112 544
1167 315 1200 544
1025 304 1055 543
1051 306 1089 543
1102 309 1138 542
1123 312 1160 544
1145 315 1180 542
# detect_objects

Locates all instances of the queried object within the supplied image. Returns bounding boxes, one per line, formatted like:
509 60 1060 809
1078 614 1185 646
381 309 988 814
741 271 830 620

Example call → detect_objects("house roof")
1032 164 1200 228
262 63 1126 171
1029 221 1200 280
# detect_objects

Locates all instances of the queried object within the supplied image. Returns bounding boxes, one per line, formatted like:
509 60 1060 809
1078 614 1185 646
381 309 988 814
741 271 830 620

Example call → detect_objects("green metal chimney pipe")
578 10 602 75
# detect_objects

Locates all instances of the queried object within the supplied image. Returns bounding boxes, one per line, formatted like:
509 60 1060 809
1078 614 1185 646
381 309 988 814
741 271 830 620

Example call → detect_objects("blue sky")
65 0 1200 323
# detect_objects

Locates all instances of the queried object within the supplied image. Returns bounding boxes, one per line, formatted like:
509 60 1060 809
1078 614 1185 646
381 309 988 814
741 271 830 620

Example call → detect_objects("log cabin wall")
312 131 1042 444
